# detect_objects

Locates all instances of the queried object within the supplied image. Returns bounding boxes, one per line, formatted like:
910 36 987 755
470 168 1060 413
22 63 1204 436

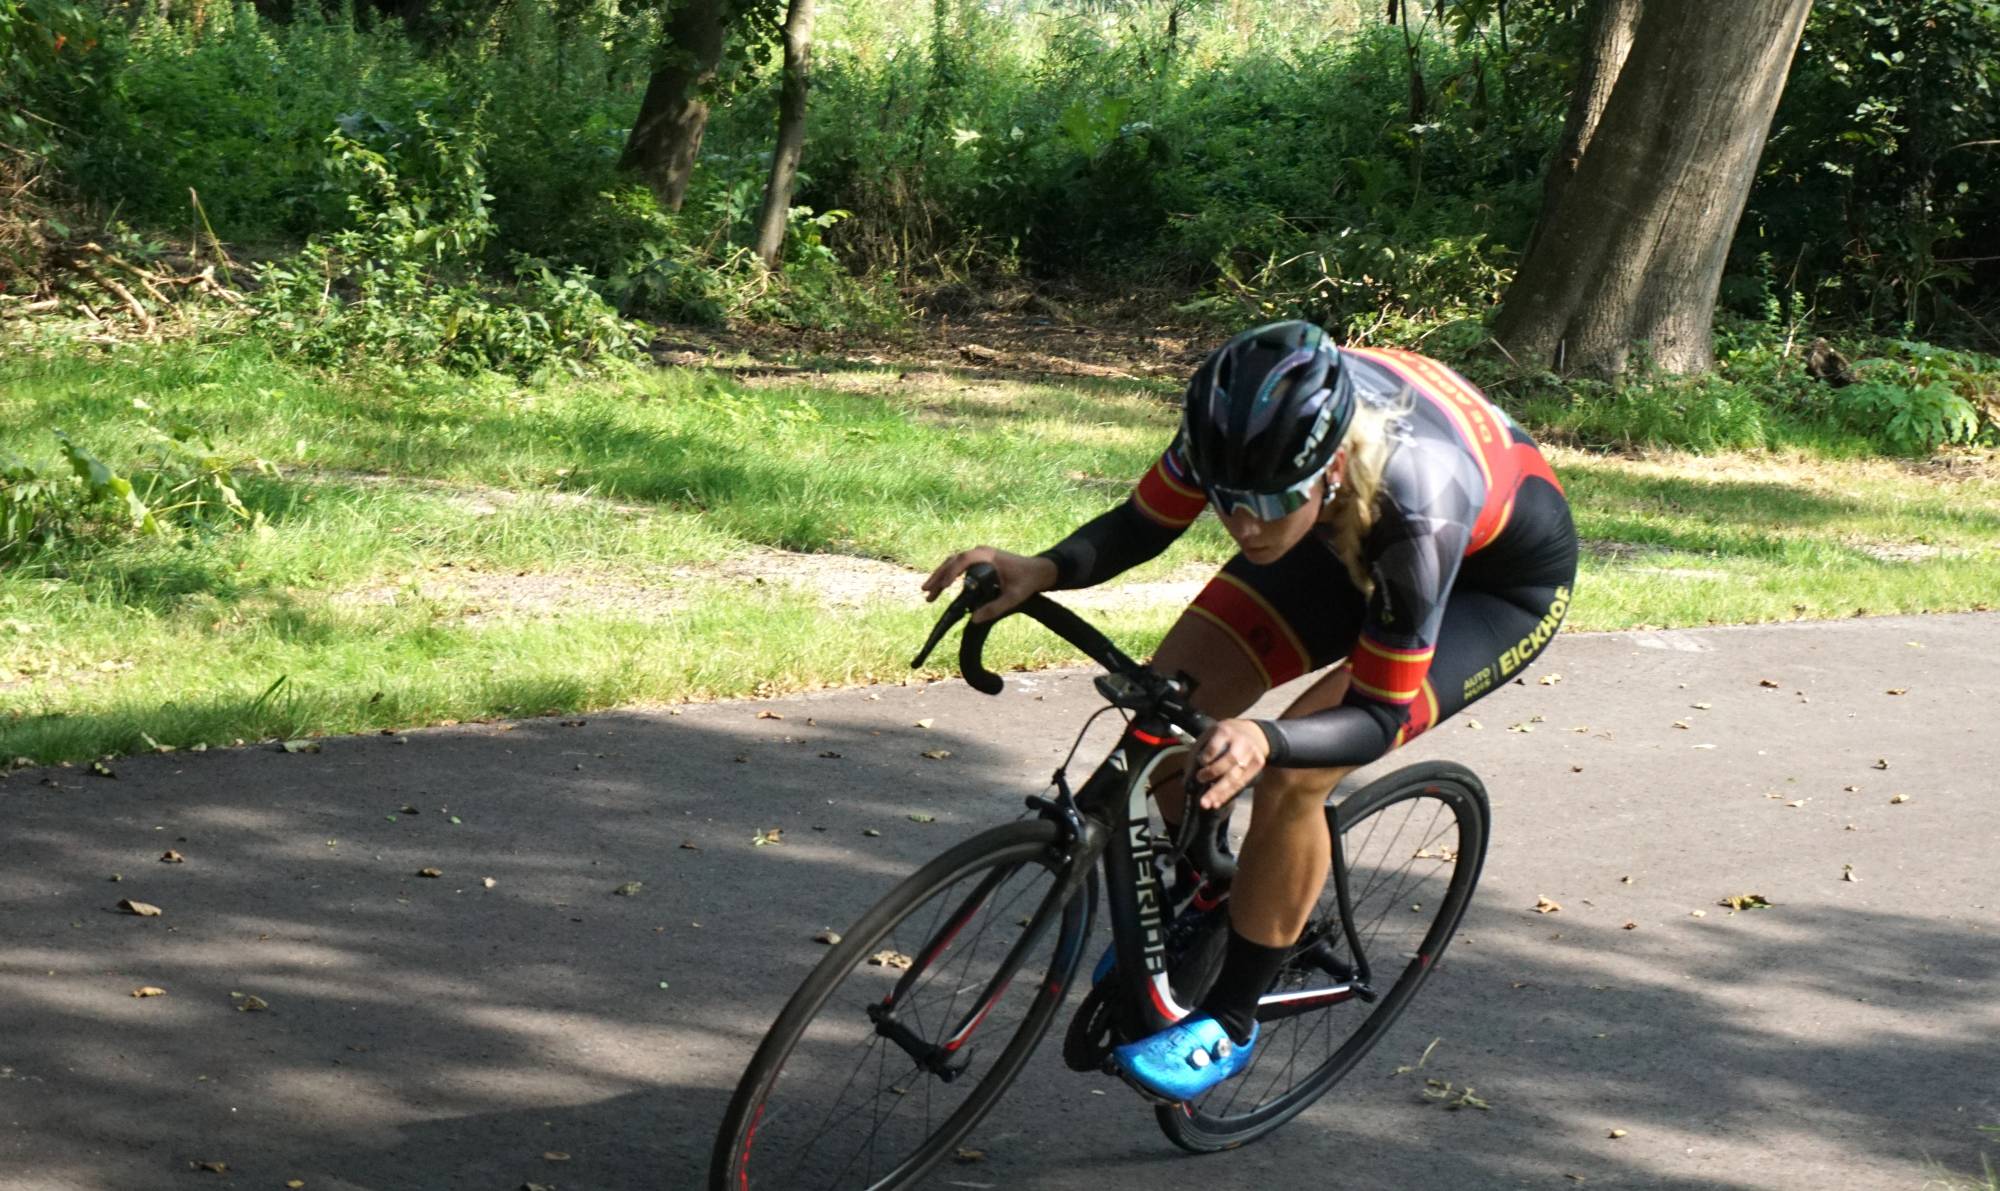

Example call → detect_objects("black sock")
1198 926 1290 1046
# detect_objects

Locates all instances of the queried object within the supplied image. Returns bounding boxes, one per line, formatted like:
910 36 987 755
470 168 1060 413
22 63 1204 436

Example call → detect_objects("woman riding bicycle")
922 319 1577 1102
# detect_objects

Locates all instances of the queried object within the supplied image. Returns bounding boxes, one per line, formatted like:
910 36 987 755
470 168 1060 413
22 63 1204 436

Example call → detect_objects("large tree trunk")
751 0 817 269
1493 0 1813 377
619 0 730 213
1521 0 1640 260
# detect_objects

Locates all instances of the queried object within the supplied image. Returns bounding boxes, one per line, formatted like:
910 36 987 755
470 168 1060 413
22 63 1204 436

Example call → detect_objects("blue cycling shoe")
1111 1013 1257 1102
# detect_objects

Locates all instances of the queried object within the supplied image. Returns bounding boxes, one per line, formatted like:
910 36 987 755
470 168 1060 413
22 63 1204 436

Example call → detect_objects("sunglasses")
1206 470 1326 521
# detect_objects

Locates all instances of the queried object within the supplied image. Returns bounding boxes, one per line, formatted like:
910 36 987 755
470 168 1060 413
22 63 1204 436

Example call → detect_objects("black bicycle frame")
881 564 1371 1067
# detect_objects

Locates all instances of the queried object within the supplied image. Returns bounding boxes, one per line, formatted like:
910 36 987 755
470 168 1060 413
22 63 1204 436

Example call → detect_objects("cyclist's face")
1218 454 1343 564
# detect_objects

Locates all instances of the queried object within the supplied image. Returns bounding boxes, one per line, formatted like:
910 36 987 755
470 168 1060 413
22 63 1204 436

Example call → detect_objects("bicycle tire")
710 819 1091 1190
1155 759 1490 1153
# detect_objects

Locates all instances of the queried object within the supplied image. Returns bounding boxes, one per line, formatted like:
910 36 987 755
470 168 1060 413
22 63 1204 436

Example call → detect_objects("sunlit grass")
4 342 1996 762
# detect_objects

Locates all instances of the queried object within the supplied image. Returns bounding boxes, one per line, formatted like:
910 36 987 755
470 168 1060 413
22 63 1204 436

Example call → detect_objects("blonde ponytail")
1321 395 1408 599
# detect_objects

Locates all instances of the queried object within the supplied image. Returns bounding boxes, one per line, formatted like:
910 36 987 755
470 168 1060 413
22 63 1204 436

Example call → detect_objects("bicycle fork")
868 808 1102 1081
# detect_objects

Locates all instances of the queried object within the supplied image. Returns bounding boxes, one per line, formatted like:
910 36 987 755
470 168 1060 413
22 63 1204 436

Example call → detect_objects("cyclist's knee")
1252 765 1347 812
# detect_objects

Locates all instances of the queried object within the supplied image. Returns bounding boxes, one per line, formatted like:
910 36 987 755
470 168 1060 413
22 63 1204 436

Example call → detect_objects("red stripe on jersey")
1349 635 1434 705
1131 450 1206 529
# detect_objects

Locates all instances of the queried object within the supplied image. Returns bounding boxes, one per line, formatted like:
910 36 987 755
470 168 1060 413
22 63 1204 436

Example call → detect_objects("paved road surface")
3 613 1996 1190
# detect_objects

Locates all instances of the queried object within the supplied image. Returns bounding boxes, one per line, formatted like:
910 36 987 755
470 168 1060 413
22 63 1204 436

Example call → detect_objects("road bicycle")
710 564 1491 1189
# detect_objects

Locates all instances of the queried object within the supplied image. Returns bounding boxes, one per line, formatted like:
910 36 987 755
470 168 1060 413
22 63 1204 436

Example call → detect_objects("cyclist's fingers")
921 550 980 598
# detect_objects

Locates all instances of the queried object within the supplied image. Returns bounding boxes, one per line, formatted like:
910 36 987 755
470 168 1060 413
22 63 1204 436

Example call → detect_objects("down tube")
1096 738 1196 1035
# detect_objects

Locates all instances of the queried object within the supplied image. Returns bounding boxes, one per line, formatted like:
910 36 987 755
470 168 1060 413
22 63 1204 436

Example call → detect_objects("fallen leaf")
417 868 442 878
1842 864 1858 883
920 749 952 760
482 877 497 889
1465 719 1483 730
915 718 935 729
757 710 784 720
1672 720 1690 730
1690 909 1707 918
1886 688 1908 696
753 828 784 846
818 750 843 759
1532 896 1562 914
399 805 420 815
679 840 700 851
1608 1128 1628 1140
1621 919 1639 931
286 1182 305 1189
862 828 881 837
116 899 162 917
1570 764 1584 773
278 739 320 754
908 813 936 823
237 994 269 1012
1692 743 1717 750
131 986 166 997
1873 758 1890 770
954 1148 986 1163
160 850 184 863
90 760 116 778
613 881 644 897
1539 673 1563 686
1508 722 1535 733
1785 799 1807 808
196 1161 229 1173
1843 784 1860 792
1620 875 1634 885
542 1151 570 1162
1758 679 1780 688
1890 793 1910 804
1692 702 1711 710
1719 893 1773 911
868 950 914 969
813 929 842 945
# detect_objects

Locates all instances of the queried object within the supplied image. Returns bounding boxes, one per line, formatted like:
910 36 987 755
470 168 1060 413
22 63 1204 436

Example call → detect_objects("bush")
251 109 643 376
1 400 273 561
1833 340 1997 453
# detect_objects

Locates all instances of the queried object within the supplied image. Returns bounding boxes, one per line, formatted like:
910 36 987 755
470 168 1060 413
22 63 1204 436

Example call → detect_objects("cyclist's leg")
1148 546 1368 826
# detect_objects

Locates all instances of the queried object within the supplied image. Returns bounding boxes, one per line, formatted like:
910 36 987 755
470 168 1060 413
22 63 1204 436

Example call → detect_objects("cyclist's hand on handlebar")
1187 718 1270 811
921 548 1059 623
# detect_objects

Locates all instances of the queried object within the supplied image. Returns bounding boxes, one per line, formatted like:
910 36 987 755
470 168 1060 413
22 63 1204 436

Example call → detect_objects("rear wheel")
1156 760 1490 1152
710 820 1091 1190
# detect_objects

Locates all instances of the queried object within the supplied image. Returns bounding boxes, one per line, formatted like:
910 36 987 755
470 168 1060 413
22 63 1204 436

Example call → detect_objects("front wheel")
1157 760 1490 1152
710 819 1092 1190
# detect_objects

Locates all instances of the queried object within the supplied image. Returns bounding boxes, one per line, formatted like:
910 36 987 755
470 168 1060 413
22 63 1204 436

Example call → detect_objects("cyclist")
921 319 1577 1102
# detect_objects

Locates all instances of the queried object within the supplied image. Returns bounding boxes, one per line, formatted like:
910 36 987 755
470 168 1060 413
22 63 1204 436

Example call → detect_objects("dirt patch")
333 553 1213 627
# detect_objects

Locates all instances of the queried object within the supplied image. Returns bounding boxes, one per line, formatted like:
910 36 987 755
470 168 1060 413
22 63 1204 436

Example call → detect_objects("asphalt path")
3 612 1996 1190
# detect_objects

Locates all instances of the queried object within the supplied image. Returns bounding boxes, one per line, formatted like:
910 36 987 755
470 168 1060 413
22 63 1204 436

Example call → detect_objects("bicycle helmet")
1181 320 1355 519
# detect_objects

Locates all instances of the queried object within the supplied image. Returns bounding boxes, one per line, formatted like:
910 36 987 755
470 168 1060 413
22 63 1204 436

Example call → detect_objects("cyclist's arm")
1038 439 1205 589
1258 480 1472 769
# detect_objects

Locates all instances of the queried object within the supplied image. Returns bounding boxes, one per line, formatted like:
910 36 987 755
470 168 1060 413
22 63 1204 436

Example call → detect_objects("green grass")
4 341 1997 763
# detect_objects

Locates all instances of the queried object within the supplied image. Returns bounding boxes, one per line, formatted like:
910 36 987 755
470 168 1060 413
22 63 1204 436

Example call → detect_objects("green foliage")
1 400 273 561
1833 340 1996 453
1748 0 2000 337
0 0 106 152
251 111 642 376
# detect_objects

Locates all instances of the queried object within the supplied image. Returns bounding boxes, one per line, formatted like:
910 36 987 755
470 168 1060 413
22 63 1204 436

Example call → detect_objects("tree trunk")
752 0 817 268
1523 0 1640 258
619 0 730 213
1493 0 1813 377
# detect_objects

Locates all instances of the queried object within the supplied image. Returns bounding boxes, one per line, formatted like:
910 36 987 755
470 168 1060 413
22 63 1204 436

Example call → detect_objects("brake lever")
909 563 1005 674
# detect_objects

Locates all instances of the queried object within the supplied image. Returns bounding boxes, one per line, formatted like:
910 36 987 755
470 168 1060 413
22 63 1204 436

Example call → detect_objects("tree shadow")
2 667 1993 1188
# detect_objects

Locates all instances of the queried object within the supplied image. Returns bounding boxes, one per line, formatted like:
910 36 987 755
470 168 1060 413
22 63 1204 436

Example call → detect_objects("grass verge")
3 340 1997 763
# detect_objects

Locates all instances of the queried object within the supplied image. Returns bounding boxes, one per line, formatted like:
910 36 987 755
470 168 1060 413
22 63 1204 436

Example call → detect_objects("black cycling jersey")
1039 347 1577 770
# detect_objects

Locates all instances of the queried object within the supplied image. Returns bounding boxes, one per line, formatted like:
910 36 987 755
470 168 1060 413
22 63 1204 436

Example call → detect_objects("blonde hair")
1321 395 1408 598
